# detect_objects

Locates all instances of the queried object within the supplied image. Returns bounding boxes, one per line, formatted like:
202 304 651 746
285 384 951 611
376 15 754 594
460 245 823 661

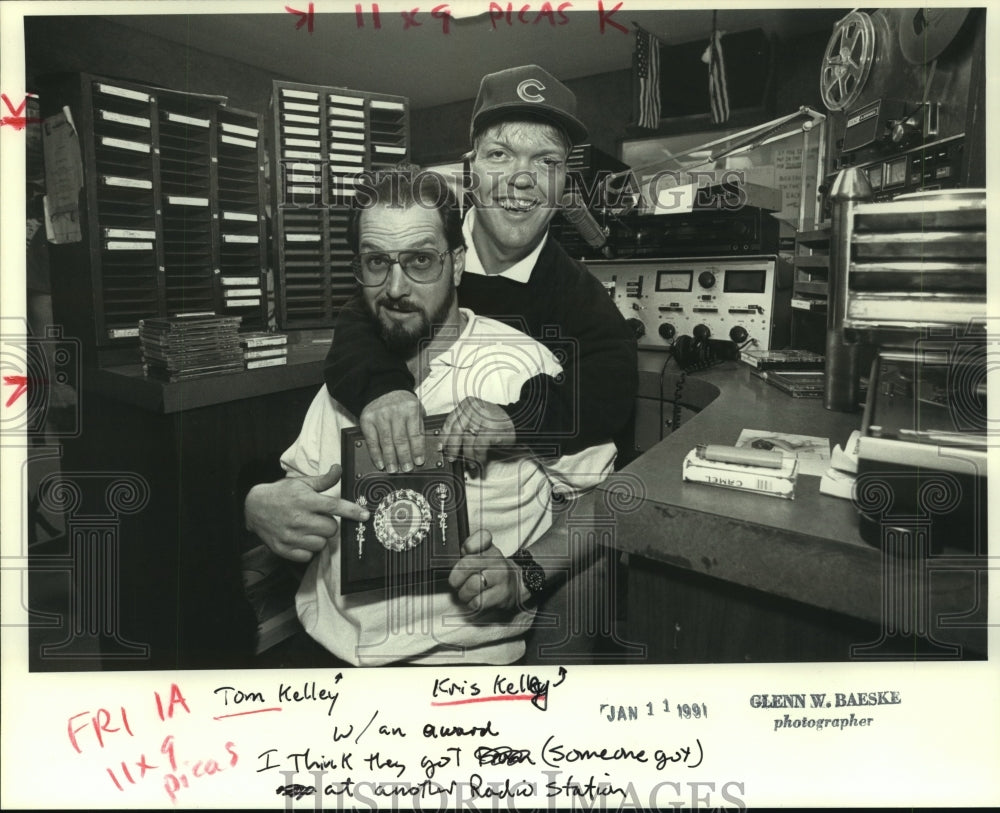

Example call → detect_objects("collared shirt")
460 207 548 284
287 309 616 666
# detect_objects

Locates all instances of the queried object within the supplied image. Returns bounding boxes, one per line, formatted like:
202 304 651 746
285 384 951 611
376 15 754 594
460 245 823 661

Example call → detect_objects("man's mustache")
377 297 421 314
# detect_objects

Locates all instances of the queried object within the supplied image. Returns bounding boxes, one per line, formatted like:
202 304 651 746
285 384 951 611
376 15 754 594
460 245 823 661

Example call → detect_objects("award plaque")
340 414 468 595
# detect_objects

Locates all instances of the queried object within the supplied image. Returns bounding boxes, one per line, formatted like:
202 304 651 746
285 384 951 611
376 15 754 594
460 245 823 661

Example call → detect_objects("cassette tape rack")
40 74 268 367
270 80 410 329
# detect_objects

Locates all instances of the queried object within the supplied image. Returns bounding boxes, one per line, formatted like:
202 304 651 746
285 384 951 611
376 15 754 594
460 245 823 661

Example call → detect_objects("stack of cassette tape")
844 189 986 336
90 81 159 340
239 331 288 370
216 108 267 328
157 98 215 316
139 314 244 382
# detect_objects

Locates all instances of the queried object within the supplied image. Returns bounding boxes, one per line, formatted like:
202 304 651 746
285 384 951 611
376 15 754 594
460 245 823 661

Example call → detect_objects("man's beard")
373 284 457 358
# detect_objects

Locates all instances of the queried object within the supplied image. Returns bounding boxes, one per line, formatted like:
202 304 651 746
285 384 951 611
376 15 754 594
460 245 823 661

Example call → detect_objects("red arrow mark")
0 94 40 130
4 375 30 407
285 2 315 32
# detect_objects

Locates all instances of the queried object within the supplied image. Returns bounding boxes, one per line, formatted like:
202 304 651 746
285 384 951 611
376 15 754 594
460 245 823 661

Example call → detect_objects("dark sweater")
325 236 638 456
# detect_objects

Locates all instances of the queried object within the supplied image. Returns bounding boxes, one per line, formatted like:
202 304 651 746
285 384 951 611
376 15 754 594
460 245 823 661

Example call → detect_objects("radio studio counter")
595 360 986 663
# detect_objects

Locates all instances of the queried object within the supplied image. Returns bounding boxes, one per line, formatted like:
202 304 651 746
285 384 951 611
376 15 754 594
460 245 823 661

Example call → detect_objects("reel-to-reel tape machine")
820 8 984 202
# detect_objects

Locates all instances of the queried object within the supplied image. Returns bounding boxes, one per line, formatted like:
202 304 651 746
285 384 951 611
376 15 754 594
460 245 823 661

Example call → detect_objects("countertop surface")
596 362 982 639
85 343 330 413
620 362 863 548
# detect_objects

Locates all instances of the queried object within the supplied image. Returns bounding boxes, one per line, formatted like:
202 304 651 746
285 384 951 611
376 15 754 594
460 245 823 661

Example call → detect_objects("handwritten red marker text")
0 94 41 130
3 375 31 407
66 683 240 804
289 2 628 34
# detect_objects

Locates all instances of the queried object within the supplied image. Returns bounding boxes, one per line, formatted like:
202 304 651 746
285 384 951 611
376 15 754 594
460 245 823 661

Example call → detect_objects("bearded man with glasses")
244 169 615 666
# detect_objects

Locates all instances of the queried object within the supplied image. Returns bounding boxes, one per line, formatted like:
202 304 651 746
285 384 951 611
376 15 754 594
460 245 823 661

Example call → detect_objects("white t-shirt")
284 309 616 666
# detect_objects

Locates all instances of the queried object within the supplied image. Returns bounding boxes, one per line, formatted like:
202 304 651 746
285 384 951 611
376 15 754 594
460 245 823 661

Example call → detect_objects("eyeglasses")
352 249 454 286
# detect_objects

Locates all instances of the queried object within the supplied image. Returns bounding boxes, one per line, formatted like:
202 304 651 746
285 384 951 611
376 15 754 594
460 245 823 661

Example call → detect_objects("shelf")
271 81 410 330
42 73 268 359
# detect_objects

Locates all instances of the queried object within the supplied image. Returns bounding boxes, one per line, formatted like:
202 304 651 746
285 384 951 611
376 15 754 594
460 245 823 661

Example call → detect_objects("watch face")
524 564 546 593
516 550 546 594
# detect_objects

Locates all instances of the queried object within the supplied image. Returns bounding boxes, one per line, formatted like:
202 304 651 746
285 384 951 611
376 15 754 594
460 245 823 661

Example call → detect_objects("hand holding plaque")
440 397 517 471
340 414 468 595
357 389 426 474
447 529 524 612
244 465 370 564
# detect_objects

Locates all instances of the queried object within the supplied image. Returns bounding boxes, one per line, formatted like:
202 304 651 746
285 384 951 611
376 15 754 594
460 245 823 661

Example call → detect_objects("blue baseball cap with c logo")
470 64 588 145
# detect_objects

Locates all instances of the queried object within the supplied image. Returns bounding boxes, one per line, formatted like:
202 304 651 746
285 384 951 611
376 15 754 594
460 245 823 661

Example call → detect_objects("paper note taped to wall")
43 194 81 245
41 106 84 244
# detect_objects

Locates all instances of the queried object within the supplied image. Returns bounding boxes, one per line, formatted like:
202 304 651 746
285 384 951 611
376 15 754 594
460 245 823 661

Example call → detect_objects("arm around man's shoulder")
516 241 638 451
547 245 635 341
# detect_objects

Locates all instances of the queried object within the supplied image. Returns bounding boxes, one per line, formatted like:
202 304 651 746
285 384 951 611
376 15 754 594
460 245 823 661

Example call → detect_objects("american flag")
704 28 730 124
636 27 661 129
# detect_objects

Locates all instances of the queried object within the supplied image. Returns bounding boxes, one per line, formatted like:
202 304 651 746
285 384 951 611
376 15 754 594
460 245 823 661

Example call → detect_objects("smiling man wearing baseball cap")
248 64 638 663
461 65 588 284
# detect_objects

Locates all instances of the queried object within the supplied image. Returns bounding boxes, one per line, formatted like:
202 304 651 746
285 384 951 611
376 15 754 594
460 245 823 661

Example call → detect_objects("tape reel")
820 10 878 111
897 7 972 65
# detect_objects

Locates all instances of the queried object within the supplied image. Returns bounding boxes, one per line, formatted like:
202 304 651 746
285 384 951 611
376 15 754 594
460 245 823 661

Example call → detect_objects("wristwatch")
510 548 547 599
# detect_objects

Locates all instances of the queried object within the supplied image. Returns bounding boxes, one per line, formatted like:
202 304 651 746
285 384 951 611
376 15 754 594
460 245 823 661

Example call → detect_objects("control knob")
729 326 749 344
658 323 676 341
891 115 921 146
625 318 646 340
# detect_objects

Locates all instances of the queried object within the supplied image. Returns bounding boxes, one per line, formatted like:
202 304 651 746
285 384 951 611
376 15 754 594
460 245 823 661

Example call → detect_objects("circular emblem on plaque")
372 488 432 551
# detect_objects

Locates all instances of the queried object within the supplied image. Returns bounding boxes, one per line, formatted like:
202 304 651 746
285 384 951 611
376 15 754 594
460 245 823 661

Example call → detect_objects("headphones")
671 332 740 372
